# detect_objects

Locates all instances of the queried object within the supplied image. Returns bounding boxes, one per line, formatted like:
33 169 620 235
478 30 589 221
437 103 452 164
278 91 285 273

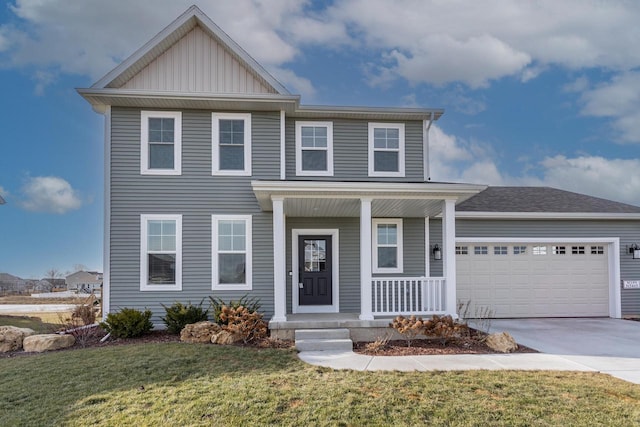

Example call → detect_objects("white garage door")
456 242 609 318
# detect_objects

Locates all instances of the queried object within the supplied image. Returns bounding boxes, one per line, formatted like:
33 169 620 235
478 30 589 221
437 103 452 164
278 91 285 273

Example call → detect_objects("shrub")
390 315 426 347
364 333 391 354
423 314 470 345
217 305 268 344
100 308 153 338
161 300 209 334
72 304 97 326
209 295 261 325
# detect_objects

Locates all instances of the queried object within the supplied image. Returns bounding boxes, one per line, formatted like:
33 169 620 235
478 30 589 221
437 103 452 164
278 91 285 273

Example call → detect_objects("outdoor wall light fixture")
629 244 640 259
432 244 442 260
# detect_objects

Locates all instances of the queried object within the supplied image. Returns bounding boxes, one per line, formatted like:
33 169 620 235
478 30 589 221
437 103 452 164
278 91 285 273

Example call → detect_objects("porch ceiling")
252 180 487 217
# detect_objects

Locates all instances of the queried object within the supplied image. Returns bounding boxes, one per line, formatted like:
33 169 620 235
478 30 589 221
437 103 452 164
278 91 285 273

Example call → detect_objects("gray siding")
456 219 640 316
429 219 444 277
110 107 279 322
285 119 424 181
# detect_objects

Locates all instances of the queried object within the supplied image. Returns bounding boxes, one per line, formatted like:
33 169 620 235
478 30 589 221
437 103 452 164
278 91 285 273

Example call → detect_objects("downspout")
424 112 435 182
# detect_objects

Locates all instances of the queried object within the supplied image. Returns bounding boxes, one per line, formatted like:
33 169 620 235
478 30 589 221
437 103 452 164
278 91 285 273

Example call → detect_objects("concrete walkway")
297 318 640 385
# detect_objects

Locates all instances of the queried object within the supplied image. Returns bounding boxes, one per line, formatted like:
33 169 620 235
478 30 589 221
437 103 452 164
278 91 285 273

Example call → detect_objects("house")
65 271 103 293
79 6 640 334
0 273 28 295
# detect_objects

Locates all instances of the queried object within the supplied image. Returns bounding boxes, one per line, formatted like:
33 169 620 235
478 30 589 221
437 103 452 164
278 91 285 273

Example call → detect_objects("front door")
298 235 332 305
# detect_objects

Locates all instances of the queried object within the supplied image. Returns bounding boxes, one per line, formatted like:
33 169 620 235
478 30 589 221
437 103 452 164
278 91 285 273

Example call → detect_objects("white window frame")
140 214 182 291
295 121 334 176
212 112 252 176
372 218 403 274
141 111 182 175
212 214 252 291
368 122 405 177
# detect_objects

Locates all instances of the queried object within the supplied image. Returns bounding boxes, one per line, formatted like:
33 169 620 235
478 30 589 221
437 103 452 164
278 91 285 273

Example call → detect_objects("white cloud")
429 126 640 206
579 72 640 142
19 176 82 214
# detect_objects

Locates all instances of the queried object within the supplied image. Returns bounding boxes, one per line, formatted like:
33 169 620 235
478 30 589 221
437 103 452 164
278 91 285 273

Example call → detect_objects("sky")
1 0 640 279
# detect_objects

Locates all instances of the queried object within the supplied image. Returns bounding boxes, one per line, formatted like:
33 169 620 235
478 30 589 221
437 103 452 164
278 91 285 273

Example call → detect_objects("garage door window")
513 246 527 255
572 246 585 254
552 246 566 255
456 246 468 255
533 245 547 255
494 246 508 255
474 246 488 255
591 246 604 254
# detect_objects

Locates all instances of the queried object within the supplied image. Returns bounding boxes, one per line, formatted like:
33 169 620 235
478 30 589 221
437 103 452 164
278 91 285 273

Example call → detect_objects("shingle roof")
457 187 640 213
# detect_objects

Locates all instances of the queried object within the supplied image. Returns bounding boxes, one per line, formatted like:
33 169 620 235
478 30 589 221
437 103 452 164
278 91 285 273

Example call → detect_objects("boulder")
0 326 35 352
23 334 75 353
212 330 242 345
485 332 518 353
180 321 220 343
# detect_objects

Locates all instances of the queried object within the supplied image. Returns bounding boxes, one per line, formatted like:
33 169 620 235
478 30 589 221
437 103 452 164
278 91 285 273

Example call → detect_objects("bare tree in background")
45 268 62 292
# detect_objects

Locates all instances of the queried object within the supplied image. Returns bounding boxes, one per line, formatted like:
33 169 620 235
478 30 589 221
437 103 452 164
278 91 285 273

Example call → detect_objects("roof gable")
92 5 289 95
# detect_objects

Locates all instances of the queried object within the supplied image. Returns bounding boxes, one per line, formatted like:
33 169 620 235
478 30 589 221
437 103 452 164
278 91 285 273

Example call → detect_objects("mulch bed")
354 330 537 356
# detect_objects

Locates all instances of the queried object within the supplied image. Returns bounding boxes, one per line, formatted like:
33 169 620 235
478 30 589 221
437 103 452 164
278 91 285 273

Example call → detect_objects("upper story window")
140 214 182 291
372 219 403 274
212 113 251 176
368 123 405 177
295 121 333 176
212 215 252 291
141 111 182 175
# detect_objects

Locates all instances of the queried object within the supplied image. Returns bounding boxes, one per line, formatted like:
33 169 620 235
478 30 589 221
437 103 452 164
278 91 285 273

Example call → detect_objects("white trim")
102 106 111 319
140 111 182 175
424 217 430 276
140 214 182 291
212 112 252 176
423 113 434 182
372 218 404 274
292 229 340 314
279 110 286 180
455 211 640 220
455 236 622 318
359 199 373 320
442 200 457 316
295 121 334 176
272 197 286 321
368 122 405 177
212 214 253 291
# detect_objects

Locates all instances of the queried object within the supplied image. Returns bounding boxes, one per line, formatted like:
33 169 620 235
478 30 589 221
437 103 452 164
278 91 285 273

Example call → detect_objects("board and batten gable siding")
285 119 425 181
109 107 280 322
456 219 640 316
120 26 276 94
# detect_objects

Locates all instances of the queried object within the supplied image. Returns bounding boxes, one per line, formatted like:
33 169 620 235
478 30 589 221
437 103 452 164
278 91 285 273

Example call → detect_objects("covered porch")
252 180 485 327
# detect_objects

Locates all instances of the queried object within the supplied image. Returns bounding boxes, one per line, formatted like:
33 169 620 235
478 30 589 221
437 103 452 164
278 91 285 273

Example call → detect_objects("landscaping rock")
485 332 518 353
212 330 242 345
0 326 35 352
23 334 76 353
180 321 220 343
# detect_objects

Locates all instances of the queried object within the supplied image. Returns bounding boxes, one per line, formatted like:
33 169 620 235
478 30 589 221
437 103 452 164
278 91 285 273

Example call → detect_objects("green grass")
0 315 61 333
1 343 639 426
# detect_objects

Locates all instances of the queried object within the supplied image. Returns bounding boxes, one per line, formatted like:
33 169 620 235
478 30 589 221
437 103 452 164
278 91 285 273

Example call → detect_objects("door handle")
298 283 304 289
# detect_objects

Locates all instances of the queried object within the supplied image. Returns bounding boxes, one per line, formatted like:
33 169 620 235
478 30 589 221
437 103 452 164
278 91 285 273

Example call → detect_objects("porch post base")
270 316 287 323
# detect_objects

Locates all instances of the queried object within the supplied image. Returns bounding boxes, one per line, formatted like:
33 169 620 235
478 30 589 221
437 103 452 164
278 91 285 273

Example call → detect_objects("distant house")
0 273 28 295
66 271 103 293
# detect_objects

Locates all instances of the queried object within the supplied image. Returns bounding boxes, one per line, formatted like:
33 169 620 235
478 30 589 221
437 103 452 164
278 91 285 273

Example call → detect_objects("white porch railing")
372 277 446 316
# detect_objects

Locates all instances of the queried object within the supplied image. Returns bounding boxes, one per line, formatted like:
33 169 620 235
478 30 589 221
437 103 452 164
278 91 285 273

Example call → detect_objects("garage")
456 241 610 318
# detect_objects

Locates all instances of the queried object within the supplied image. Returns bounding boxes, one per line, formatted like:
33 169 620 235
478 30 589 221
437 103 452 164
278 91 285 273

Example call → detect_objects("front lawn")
0 315 61 333
1 344 639 426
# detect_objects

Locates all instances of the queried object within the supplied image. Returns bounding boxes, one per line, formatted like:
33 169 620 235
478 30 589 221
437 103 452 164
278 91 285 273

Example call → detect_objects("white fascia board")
92 5 289 94
455 211 640 220
252 180 485 195
455 237 619 243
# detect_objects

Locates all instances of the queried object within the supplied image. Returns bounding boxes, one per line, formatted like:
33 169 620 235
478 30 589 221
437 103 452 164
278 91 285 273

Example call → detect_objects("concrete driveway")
486 318 640 384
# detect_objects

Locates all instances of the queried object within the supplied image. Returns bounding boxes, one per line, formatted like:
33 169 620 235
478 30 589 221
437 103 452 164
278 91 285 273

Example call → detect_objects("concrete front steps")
295 328 353 352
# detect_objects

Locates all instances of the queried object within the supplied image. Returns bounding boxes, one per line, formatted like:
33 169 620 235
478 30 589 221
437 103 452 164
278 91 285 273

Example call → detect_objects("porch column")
442 199 457 317
359 197 374 320
272 196 287 321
